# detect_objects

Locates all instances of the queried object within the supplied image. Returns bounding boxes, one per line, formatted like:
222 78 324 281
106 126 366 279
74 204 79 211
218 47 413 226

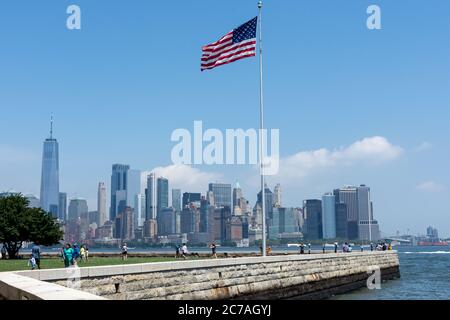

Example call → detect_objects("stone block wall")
38 252 400 300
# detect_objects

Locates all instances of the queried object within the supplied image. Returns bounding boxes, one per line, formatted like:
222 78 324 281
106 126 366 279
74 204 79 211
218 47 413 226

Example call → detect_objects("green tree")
0 194 63 259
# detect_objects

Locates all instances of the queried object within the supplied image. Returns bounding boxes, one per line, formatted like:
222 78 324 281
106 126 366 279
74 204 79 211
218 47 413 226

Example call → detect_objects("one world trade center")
40 117 59 218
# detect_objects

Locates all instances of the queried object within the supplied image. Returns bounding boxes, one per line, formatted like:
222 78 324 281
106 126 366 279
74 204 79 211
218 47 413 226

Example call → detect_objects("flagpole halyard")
258 0 267 258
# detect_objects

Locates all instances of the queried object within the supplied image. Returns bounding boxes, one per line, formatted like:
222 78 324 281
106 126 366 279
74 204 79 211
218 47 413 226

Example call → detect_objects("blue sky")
1 0 449 236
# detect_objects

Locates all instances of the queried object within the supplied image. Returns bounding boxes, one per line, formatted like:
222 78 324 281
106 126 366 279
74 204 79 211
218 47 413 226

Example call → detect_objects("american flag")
201 17 258 71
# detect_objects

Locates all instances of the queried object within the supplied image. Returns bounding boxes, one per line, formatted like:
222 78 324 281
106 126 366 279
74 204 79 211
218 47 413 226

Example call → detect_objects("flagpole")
258 1 267 258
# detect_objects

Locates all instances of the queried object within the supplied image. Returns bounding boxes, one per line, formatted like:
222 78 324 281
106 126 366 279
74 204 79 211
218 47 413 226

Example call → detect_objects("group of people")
174 243 222 259
374 242 393 251
298 244 312 255
175 243 189 259
60 243 89 268
342 242 353 253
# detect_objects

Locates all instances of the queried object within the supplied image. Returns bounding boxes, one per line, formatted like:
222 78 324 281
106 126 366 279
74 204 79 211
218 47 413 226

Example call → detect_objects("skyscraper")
172 189 181 213
68 199 88 221
334 185 379 241
233 182 243 209
110 164 130 221
224 216 244 245
58 192 67 221
356 185 378 241
180 205 200 235
145 173 157 220
357 185 371 221
333 186 359 240
208 183 232 208
157 177 169 213
40 117 59 218
303 199 323 240
199 197 209 233
335 202 348 239
121 207 135 240
206 190 215 206
127 170 149 228
322 193 336 239
257 184 274 218
126 170 149 207
67 198 89 242
97 182 107 226
274 184 282 208
158 207 176 235
268 207 281 240
182 192 201 208
144 174 169 223
269 207 300 240
172 189 182 234
134 194 146 228
232 182 248 214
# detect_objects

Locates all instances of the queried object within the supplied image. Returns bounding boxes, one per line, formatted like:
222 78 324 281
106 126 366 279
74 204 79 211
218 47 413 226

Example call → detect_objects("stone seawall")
15 251 400 300
0 273 105 300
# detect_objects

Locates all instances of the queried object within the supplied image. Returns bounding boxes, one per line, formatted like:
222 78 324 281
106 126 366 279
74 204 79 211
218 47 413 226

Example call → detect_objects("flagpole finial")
258 1 262 9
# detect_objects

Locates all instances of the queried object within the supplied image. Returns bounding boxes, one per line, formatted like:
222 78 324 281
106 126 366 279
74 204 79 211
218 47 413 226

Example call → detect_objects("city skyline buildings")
7 122 390 244
17 120 386 243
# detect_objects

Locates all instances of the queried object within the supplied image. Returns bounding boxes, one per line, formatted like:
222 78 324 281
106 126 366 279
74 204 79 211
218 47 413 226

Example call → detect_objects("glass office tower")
40 118 59 218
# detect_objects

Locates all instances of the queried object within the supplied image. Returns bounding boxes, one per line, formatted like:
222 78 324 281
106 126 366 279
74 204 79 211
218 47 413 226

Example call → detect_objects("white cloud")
152 164 222 193
415 142 432 153
416 181 445 193
278 136 403 180
140 137 402 199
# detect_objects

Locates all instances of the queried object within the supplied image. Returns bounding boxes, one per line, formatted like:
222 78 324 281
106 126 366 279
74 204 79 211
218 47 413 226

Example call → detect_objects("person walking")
59 246 65 262
1 245 6 260
121 243 128 261
31 241 41 270
210 243 217 259
28 254 37 270
343 242 349 253
72 244 80 264
84 244 89 262
300 243 305 255
181 243 188 259
80 245 86 262
63 243 74 268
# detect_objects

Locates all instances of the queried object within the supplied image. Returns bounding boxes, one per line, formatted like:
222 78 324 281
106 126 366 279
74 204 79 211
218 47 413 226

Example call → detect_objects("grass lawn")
0 257 178 273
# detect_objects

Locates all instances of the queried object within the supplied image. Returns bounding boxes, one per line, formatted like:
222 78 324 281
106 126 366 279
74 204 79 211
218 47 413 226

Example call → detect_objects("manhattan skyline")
0 0 449 236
